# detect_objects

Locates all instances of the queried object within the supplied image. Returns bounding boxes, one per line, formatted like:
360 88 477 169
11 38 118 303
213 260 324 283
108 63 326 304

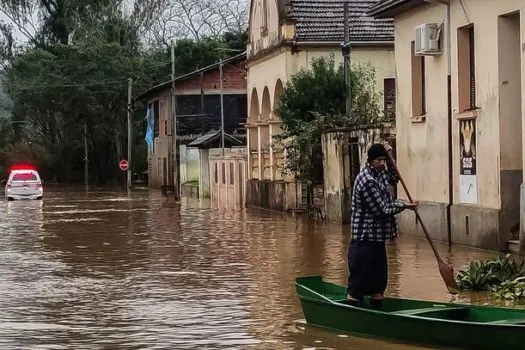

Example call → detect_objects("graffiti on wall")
460 119 476 175
459 119 477 204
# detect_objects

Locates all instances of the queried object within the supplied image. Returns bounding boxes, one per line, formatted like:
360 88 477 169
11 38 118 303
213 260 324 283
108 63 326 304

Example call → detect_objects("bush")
456 254 525 300
274 54 388 183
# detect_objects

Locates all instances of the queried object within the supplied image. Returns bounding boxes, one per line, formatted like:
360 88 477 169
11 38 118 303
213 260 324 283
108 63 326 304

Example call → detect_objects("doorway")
498 12 522 244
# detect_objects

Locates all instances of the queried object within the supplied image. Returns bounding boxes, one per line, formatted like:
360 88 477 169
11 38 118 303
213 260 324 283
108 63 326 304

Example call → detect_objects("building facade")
369 0 525 252
135 54 247 189
246 0 396 209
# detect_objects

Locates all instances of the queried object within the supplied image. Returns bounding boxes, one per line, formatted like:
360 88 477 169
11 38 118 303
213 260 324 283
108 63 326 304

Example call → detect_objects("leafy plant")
456 254 525 295
492 277 525 301
274 54 390 184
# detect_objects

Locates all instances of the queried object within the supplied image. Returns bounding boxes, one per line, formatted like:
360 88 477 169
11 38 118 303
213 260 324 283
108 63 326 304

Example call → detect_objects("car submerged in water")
5 165 43 201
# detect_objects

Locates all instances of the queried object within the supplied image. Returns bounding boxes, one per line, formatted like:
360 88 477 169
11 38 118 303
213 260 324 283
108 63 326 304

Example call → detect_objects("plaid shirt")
350 164 405 242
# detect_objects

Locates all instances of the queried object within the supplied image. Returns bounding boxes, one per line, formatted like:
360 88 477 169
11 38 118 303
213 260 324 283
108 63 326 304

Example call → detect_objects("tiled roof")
187 129 243 148
291 0 394 43
367 0 423 18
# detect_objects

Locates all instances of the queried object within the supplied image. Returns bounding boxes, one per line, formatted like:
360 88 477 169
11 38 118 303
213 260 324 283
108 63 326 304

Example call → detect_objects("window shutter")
469 26 476 109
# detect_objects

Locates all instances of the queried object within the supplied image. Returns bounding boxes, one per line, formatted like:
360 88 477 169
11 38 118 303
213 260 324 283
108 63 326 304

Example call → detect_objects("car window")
12 173 38 181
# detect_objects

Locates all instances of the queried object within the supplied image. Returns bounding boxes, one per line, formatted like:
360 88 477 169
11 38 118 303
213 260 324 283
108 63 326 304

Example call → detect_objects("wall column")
258 126 262 179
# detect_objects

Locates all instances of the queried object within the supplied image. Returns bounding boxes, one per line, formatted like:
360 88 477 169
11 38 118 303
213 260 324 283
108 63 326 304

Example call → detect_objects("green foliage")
5 43 144 183
457 254 525 300
275 54 388 183
0 0 247 185
492 277 525 301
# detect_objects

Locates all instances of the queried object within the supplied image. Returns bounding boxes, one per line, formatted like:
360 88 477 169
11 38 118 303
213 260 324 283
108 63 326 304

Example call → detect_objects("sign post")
119 159 129 171
120 160 129 191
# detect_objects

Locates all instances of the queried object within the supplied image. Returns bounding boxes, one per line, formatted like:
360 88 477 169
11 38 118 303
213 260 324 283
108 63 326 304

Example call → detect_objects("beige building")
369 0 525 253
246 0 396 188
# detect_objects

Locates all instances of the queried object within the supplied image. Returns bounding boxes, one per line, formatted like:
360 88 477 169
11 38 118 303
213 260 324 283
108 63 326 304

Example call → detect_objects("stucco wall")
322 125 395 224
248 47 396 119
288 47 395 110
392 0 525 251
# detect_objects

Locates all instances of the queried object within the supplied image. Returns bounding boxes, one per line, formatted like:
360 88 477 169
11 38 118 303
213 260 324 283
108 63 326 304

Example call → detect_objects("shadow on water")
0 186 519 349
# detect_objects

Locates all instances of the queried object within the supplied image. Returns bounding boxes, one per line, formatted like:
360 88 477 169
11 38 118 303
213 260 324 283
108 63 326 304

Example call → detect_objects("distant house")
246 0 396 210
135 53 247 189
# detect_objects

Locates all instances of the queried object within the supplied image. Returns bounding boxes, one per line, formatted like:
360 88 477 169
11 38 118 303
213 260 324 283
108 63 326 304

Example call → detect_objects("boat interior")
297 276 525 326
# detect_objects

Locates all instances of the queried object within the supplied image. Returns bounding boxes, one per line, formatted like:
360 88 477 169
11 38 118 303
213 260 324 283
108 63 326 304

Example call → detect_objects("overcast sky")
0 10 36 43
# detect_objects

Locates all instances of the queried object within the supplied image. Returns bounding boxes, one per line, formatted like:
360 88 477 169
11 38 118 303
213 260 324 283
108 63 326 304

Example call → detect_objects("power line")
6 80 130 89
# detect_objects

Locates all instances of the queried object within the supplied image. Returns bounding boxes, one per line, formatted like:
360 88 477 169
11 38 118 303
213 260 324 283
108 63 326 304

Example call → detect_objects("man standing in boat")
347 141 417 309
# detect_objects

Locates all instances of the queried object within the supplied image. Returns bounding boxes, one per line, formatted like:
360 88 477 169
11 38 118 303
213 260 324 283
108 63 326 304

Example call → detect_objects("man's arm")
383 141 399 185
385 156 400 185
362 178 406 217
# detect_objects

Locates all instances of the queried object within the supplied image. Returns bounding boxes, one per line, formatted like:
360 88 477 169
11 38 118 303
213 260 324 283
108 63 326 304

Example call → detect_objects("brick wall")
175 62 246 91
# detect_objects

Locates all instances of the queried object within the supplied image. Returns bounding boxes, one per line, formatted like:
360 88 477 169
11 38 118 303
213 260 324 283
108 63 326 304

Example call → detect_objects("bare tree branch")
146 0 249 46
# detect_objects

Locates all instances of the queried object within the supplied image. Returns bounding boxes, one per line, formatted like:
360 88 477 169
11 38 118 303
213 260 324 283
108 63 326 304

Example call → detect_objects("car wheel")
36 196 42 200
7 197 14 201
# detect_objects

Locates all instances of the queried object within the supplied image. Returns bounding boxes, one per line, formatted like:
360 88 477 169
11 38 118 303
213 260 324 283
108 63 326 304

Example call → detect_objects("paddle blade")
439 261 460 295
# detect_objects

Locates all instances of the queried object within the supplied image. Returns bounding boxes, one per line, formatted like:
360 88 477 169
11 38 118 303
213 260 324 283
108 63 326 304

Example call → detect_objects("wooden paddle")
386 151 460 295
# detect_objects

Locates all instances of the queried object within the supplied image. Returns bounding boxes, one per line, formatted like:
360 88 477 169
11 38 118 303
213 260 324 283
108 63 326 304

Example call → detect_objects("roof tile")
291 0 394 42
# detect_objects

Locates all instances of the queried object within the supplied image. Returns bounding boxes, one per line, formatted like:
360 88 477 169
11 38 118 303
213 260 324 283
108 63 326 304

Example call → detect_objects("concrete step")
508 240 520 254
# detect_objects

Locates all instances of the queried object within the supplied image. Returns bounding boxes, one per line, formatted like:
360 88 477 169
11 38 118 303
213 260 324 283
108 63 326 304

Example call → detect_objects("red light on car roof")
8 164 37 172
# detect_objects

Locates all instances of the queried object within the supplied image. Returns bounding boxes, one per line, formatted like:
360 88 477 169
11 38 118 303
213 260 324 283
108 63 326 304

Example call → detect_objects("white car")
5 167 43 201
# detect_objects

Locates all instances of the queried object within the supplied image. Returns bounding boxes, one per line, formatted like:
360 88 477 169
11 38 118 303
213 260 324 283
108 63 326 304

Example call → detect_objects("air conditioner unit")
415 23 442 55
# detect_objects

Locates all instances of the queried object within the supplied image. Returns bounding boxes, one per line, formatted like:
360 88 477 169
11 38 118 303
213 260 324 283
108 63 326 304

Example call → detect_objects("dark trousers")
347 240 388 299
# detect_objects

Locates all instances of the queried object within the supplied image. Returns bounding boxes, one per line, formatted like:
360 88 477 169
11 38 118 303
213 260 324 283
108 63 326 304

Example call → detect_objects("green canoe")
296 276 525 350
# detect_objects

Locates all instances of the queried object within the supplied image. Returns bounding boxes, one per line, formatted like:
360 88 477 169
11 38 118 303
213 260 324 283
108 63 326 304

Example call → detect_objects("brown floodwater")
0 187 520 349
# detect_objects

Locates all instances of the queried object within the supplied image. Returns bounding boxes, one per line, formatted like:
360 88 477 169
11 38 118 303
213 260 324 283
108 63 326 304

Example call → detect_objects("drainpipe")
425 0 452 248
446 0 453 247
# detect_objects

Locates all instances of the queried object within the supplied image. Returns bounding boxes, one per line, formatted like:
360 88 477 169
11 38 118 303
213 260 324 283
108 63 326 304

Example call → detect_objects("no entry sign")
119 159 129 171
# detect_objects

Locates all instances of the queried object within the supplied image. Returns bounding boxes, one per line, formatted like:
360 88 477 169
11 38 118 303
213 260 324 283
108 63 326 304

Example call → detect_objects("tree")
5 43 147 183
0 0 249 185
0 0 167 47
275 54 388 185
148 0 249 45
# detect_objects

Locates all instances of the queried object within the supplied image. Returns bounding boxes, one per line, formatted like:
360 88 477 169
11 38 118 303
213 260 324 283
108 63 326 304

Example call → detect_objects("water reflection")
0 188 517 349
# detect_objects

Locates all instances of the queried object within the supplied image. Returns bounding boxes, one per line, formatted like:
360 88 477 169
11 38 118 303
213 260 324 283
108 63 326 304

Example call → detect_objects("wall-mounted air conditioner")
415 23 442 56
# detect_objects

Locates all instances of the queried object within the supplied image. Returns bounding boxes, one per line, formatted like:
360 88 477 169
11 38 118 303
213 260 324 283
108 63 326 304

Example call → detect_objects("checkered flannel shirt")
350 164 406 242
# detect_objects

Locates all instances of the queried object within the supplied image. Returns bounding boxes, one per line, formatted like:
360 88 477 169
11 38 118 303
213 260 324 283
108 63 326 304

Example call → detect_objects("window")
384 78 396 120
12 173 37 181
411 41 426 116
163 120 168 136
261 0 268 35
222 163 226 184
214 163 218 184
458 25 476 112
230 163 234 185
153 100 160 137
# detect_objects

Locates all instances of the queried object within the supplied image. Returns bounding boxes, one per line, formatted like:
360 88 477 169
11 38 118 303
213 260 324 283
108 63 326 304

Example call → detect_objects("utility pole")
84 118 88 189
219 58 225 155
127 77 133 189
171 39 180 200
342 1 352 117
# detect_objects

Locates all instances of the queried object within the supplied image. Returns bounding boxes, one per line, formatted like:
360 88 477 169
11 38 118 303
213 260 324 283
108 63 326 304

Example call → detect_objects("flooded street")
0 188 515 349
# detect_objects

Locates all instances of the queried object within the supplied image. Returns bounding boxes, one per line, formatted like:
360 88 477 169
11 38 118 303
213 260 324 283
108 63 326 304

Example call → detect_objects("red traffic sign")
119 159 129 171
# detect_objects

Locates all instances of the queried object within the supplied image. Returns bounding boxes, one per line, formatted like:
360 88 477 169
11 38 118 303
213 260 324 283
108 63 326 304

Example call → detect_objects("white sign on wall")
460 175 477 204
